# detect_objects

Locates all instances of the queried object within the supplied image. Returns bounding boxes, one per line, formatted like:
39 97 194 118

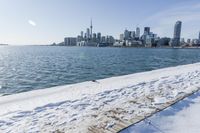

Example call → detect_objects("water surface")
0 46 200 96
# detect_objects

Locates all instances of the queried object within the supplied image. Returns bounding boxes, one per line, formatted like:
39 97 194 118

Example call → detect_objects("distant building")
86 28 90 39
77 35 82 43
113 41 124 47
106 36 115 44
81 31 84 39
125 40 143 47
93 33 97 42
120 34 124 41
144 27 150 35
199 31 200 40
64 37 77 46
156 37 170 47
90 19 93 39
144 32 158 47
172 21 182 46
187 39 191 44
180 38 185 43
191 39 200 46
124 29 129 40
131 31 136 39
101 36 106 43
136 27 140 38
97 32 101 43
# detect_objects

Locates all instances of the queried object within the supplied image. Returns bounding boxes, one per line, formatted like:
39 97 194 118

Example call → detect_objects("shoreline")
3 45 200 49
0 63 200 132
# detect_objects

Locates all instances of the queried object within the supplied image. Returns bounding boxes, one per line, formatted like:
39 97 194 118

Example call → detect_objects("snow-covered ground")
0 63 200 133
120 90 200 133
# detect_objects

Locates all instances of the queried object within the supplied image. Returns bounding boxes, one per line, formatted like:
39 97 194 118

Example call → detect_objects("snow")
0 63 200 132
120 91 200 133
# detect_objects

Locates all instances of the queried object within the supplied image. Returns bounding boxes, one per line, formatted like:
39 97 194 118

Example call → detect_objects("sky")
0 0 200 45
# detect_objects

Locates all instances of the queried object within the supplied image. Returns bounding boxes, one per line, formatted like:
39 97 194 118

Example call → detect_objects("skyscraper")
136 27 140 38
81 31 84 39
124 29 129 40
93 33 96 42
144 27 150 35
97 32 101 43
90 19 93 39
172 21 182 46
199 31 200 40
86 28 90 40
131 31 135 39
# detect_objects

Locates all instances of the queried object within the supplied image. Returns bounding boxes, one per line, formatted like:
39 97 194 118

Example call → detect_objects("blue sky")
0 0 200 45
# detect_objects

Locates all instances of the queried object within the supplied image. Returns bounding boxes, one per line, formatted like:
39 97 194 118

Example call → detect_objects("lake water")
0 46 200 96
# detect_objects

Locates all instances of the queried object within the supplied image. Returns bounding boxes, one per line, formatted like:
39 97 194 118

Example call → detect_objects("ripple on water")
0 46 200 96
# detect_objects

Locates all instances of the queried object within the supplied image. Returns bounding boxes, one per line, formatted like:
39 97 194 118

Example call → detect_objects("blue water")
0 46 200 96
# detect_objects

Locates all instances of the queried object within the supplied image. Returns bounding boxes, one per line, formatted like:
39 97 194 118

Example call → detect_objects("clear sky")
0 0 200 45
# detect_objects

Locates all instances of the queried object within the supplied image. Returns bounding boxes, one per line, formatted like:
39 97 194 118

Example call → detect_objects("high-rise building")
93 33 96 42
136 27 140 38
64 37 77 46
101 36 106 43
97 32 101 43
131 31 136 39
128 31 132 39
86 28 90 40
124 29 129 40
120 34 124 41
172 21 182 46
81 31 84 39
90 19 93 39
199 31 200 40
187 39 191 44
144 27 150 35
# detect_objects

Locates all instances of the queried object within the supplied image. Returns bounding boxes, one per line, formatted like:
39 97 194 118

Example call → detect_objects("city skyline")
0 0 200 45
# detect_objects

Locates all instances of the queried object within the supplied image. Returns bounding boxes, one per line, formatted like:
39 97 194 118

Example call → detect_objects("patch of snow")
121 91 200 133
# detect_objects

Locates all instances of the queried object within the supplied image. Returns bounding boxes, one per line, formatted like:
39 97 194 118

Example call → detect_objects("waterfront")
1 63 200 132
1 46 200 96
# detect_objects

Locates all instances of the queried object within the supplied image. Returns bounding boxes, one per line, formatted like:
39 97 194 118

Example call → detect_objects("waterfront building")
120 34 124 41
107 36 115 44
86 28 90 40
113 41 124 47
93 33 97 42
144 27 150 35
199 31 200 40
172 21 182 46
131 31 136 39
191 39 200 46
144 32 158 47
97 32 101 43
125 40 142 47
124 29 129 40
81 31 84 39
128 31 132 39
90 19 93 39
145 35 152 47
101 36 106 43
77 36 82 43
180 38 185 43
157 37 170 47
187 39 191 44
64 37 77 46
136 27 140 38
141 27 151 46
84 33 87 40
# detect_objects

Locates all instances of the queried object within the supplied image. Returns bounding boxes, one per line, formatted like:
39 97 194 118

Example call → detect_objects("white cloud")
28 20 36 26
142 2 200 39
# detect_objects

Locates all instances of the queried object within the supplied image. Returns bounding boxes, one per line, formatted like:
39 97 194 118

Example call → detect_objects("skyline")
0 0 200 45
